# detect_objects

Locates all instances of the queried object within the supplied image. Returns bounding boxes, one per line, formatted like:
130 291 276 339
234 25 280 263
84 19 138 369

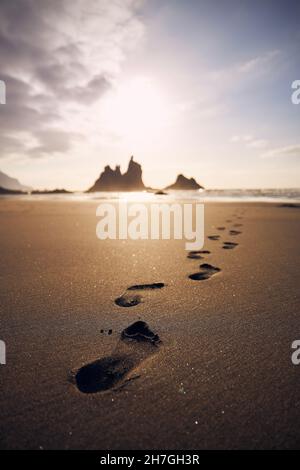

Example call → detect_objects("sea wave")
2 188 300 203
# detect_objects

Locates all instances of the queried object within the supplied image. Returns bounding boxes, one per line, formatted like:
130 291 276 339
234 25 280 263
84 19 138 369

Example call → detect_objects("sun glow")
103 77 169 141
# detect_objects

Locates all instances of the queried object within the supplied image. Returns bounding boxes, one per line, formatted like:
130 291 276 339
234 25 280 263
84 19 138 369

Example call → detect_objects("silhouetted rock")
87 156 145 192
155 190 168 195
122 157 145 190
165 174 203 190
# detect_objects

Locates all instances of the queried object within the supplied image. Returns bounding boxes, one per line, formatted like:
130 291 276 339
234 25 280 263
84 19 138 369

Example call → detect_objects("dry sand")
0 199 300 449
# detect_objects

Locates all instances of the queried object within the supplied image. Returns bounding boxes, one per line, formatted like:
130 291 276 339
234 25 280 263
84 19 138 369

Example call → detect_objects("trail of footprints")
187 211 244 279
73 211 244 393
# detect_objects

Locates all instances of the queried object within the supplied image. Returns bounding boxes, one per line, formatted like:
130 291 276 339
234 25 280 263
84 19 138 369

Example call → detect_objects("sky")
0 0 299 190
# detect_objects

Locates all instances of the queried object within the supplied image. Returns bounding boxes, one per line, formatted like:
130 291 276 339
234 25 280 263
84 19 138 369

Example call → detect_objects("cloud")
0 0 145 159
261 145 300 158
211 49 280 88
247 139 269 149
28 130 82 158
230 134 268 149
237 50 280 74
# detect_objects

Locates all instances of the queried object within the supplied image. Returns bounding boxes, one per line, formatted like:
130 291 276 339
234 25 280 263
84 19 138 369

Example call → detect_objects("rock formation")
87 156 145 192
165 174 203 190
87 157 204 192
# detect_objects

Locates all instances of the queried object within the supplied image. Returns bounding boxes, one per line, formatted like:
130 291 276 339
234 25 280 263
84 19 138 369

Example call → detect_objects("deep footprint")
189 263 221 281
229 230 241 236
75 321 160 393
223 241 238 250
208 235 220 241
115 283 165 308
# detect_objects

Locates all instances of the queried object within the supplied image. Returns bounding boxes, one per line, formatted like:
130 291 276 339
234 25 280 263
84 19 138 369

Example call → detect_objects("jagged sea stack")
165 174 203 190
87 156 146 192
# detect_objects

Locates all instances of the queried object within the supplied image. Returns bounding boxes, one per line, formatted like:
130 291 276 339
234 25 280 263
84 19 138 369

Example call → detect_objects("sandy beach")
0 198 299 449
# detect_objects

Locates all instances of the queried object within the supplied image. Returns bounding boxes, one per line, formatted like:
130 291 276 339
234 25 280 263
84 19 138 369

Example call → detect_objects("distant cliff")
0 170 31 192
87 156 146 192
165 174 203 190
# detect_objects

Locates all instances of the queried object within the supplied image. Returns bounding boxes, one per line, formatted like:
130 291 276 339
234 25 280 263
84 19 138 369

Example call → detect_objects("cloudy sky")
0 0 299 189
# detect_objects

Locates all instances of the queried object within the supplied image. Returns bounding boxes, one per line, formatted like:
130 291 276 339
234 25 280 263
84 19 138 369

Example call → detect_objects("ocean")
1 188 300 203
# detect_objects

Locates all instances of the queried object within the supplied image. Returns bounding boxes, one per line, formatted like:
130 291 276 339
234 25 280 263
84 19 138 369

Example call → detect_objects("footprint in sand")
229 230 241 236
217 226 226 231
115 283 165 307
222 241 238 250
233 223 243 228
74 321 160 393
208 235 220 241
189 263 221 281
187 249 210 259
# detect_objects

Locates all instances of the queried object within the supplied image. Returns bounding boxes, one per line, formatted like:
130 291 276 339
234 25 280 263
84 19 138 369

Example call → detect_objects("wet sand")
0 199 300 449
